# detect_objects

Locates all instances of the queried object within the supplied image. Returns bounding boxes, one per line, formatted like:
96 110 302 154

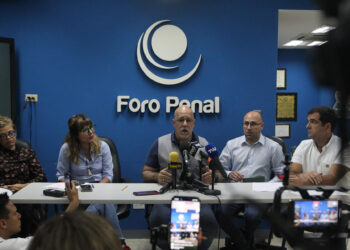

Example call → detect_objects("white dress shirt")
292 134 350 186
219 134 285 182
0 236 32 250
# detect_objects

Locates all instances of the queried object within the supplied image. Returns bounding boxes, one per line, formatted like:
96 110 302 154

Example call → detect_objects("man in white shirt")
289 106 350 186
0 183 79 250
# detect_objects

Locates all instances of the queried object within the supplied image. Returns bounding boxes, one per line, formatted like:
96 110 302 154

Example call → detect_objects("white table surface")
9 182 350 205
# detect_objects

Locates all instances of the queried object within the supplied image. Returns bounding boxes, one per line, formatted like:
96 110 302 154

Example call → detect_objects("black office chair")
266 135 289 163
16 138 31 149
225 136 288 250
259 136 288 249
14 139 48 236
99 136 131 220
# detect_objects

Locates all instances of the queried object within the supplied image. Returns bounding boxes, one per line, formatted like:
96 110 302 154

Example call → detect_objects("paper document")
252 182 283 192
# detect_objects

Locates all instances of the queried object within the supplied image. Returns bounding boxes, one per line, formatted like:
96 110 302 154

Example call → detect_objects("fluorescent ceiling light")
307 41 327 46
312 25 335 34
284 40 304 46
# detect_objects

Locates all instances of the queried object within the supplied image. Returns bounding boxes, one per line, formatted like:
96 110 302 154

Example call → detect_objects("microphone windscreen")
205 144 219 158
169 151 179 163
179 141 191 152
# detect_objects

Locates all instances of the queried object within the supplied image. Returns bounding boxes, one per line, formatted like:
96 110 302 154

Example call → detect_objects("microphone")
159 152 182 194
179 142 191 165
188 141 201 156
168 152 182 189
205 144 228 180
179 142 191 182
189 141 202 156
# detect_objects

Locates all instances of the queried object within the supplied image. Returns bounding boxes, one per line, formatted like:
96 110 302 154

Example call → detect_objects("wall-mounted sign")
136 20 201 85
117 96 220 114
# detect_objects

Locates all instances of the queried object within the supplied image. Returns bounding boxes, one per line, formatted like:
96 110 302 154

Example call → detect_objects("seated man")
142 105 218 250
0 116 47 236
289 106 350 186
0 182 79 250
216 110 285 250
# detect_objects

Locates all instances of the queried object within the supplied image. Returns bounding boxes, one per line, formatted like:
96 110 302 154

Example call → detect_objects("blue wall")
0 0 322 229
277 49 335 154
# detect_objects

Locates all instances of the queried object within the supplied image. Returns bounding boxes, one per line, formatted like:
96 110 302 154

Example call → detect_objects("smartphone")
292 200 340 228
170 196 200 250
80 183 93 192
133 190 160 196
65 174 72 189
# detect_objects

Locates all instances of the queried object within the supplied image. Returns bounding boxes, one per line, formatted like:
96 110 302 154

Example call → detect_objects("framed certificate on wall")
275 124 290 138
276 68 286 89
276 93 297 121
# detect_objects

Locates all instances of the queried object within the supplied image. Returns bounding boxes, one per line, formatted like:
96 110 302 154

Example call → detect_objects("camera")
291 200 340 230
271 186 350 250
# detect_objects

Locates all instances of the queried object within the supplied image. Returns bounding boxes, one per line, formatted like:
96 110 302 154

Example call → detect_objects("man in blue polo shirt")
142 105 217 250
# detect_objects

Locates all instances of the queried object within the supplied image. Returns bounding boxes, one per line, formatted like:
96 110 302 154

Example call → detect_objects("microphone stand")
160 162 182 194
203 158 221 195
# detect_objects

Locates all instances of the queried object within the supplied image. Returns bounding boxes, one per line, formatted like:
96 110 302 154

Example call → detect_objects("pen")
121 185 128 191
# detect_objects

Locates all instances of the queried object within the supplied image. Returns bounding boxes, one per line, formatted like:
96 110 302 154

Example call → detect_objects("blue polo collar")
171 131 199 145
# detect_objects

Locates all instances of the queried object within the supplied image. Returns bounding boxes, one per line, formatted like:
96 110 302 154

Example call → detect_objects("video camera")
270 186 350 250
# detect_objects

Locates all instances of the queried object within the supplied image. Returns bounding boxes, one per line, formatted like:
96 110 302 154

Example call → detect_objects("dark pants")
148 204 218 250
216 203 269 248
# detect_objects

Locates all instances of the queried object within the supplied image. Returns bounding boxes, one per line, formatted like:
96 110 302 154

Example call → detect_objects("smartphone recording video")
65 174 71 189
293 200 340 228
170 196 200 250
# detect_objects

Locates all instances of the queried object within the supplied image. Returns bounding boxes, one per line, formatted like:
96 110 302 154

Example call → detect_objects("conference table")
9 182 350 205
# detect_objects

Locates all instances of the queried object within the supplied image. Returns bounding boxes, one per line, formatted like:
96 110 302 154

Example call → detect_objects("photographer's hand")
65 181 79 212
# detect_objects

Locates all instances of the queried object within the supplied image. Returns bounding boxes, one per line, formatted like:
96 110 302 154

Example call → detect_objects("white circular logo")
137 20 202 86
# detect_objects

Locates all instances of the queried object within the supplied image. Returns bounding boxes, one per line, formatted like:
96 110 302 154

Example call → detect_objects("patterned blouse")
0 145 47 185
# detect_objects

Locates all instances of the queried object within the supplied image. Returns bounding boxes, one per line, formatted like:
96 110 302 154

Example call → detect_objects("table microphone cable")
213 194 222 250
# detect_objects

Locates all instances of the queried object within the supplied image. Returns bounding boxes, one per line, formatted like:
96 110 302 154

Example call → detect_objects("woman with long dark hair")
56 114 126 245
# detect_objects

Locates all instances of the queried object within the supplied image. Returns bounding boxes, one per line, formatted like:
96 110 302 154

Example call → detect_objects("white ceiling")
278 9 336 49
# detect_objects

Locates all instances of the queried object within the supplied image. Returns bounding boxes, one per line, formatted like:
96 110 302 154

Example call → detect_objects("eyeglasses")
0 130 16 140
80 124 96 134
176 117 194 124
243 122 261 128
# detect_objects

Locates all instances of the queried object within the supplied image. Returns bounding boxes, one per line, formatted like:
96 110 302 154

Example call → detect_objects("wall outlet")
133 204 145 210
25 94 38 102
